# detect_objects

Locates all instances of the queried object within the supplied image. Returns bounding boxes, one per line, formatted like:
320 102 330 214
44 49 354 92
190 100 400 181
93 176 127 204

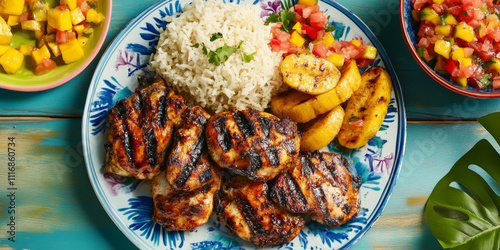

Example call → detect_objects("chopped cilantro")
475 25 482 31
417 46 426 58
240 51 256 63
496 12 500 20
325 24 336 32
265 10 296 32
192 43 199 48
202 43 208 55
210 32 223 42
461 11 468 16
481 59 494 69
495 0 498 4
476 73 492 89
440 15 446 26
348 116 360 123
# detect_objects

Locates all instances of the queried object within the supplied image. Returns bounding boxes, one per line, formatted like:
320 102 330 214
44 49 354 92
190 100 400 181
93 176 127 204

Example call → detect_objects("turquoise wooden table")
1 0 500 249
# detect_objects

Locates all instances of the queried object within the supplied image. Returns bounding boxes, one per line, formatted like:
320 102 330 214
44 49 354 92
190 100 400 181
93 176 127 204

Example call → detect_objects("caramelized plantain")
300 105 344 152
337 66 392 149
271 60 361 124
281 53 341 95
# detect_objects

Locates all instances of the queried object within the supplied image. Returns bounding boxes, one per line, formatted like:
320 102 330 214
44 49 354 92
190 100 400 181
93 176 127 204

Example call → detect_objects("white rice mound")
149 0 285 114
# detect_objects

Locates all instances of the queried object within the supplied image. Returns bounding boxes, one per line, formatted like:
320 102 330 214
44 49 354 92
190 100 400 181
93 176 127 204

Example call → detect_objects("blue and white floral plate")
82 0 407 249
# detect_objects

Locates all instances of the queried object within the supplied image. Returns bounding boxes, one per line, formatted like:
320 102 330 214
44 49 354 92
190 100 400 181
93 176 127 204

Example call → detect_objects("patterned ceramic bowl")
0 0 112 92
83 0 407 249
400 0 500 98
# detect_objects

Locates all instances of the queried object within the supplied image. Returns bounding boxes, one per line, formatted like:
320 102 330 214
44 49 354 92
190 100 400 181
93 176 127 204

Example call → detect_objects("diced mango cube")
451 47 465 60
71 7 85 25
0 0 25 16
31 45 50 65
455 22 475 42
73 24 84 36
433 0 444 4
490 58 500 72
77 36 88 47
45 33 55 43
289 31 305 47
59 38 84 64
32 6 47 22
35 22 46 40
47 23 56 34
434 40 451 59
0 16 12 45
0 48 23 74
351 40 362 47
61 0 77 10
435 25 452 36
292 22 302 34
47 8 72 31
362 45 377 60
47 42 60 57
456 77 468 87
297 0 318 6
7 15 19 26
443 13 457 25
21 20 42 31
86 9 105 24
419 7 440 25
322 32 334 47
0 44 9 56
327 53 344 67
18 44 34 56
458 58 472 68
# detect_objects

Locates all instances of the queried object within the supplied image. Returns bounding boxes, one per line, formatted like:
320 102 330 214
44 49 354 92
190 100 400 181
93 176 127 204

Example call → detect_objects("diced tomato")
302 24 317 39
81 1 90 14
77 0 86 6
413 0 428 12
302 5 320 19
458 6 474 23
467 19 481 28
430 35 445 44
349 118 364 128
295 14 305 23
294 4 307 16
447 6 463 16
488 28 500 42
459 66 474 78
308 12 328 30
340 43 362 60
417 37 431 49
473 9 485 20
20 12 32 22
492 76 500 89
469 41 496 61
271 38 280 46
56 31 76 44
312 44 328 58
34 58 57 75
464 47 474 57
331 40 342 52
356 58 373 68
316 29 325 41
485 0 494 7
462 0 482 8
417 22 435 38
432 4 446 14
445 59 459 75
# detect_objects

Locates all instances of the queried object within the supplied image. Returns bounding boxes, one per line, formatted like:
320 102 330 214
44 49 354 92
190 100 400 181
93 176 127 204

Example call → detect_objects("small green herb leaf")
210 32 223 42
461 11 468 16
240 51 256 63
192 43 199 48
348 116 360 123
265 12 280 24
325 24 336 32
440 15 446 26
417 46 427 59
281 10 297 32
202 43 208 55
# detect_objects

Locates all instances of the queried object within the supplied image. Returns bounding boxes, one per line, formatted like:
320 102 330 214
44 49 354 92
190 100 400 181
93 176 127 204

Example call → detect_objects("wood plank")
2 119 499 248
0 0 158 117
1 0 499 119
0 119 135 249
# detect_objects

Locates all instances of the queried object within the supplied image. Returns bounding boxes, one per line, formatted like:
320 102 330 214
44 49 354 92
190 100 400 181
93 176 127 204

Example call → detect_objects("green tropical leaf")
425 112 500 249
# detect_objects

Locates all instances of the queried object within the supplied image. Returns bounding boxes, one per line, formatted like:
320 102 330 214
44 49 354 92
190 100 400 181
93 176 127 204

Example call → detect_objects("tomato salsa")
412 0 500 89
266 0 377 69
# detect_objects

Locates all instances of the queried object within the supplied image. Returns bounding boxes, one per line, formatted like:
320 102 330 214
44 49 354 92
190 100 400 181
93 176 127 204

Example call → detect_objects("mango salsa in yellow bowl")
0 0 111 91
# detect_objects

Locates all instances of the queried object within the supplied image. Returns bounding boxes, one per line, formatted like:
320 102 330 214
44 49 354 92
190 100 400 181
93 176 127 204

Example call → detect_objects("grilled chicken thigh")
103 75 187 179
152 170 222 231
270 151 361 227
166 106 220 192
206 109 300 181
215 176 305 247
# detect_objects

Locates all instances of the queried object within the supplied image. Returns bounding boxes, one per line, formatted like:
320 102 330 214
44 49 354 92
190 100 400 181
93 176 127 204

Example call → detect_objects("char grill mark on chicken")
215 176 305 247
166 106 221 192
270 151 362 227
103 75 187 180
206 109 300 181
152 169 222 231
